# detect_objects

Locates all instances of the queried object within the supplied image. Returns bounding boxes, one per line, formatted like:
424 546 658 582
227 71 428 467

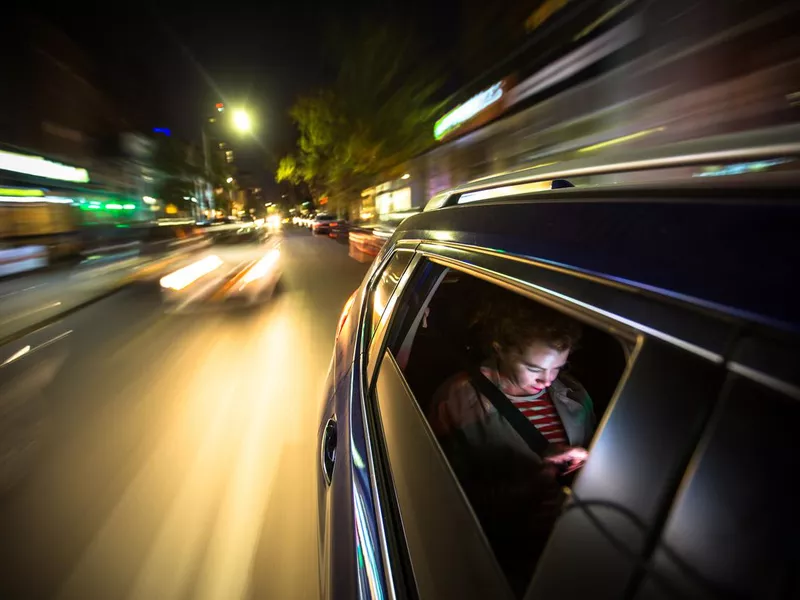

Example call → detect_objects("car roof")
394 126 800 333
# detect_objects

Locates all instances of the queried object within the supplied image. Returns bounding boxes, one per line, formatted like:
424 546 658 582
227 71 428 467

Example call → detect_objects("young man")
428 292 594 594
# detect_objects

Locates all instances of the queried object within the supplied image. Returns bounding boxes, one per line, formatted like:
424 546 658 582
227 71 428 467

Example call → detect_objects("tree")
276 155 300 186
276 23 447 203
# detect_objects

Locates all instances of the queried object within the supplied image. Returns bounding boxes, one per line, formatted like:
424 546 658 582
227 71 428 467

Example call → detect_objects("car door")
365 255 514 599
525 336 727 599
365 240 740 599
631 331 800 600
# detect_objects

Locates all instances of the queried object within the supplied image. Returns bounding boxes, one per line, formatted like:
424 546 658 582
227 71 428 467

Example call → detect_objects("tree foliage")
276 24 447 197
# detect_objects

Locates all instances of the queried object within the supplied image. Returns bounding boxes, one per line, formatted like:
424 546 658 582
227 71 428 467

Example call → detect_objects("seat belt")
470 369 550 459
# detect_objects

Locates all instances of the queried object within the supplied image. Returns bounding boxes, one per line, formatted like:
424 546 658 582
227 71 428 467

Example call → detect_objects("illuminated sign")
0 149 89 183
0 194 72 204
434 82 504 140
694 158 791 178
153 127 171 136
0 187 45 197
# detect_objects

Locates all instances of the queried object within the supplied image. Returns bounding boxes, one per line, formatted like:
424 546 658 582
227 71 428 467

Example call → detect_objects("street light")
233 109 252 133
226 176 234 184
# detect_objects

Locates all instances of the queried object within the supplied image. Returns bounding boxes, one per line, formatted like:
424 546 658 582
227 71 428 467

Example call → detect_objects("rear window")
317 215 336 221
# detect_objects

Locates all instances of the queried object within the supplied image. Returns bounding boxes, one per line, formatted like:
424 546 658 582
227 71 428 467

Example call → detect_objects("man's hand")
544 447 588 474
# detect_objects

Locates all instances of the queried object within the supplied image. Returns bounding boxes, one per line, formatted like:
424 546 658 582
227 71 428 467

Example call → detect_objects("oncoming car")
315 128 800 600
158 241 282 312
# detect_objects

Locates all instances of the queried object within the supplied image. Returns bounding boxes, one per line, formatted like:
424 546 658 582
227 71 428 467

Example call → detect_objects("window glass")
368 251 414 340
380 263 632 597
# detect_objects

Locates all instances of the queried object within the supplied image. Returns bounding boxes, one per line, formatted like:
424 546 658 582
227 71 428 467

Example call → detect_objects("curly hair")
473 291 582 357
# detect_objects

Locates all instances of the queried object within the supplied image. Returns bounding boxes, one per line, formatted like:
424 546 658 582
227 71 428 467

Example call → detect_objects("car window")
371 257 633 597
367 250 414 341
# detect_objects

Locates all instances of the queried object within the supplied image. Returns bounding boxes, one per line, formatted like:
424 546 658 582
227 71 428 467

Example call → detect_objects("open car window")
371 257 634 596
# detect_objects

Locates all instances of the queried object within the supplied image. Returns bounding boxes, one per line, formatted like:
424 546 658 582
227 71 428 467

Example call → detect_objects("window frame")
359 247 417 360
367 250 415 334
363 249 647 597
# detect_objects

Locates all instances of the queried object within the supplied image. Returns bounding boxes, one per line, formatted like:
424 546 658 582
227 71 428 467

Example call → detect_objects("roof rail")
424 124 800 210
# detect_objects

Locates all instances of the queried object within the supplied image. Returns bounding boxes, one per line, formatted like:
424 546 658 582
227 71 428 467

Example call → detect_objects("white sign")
0 149 90 183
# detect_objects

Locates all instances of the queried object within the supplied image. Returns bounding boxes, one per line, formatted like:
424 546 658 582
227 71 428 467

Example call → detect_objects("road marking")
1 344 30 366
1 329 73 368
0 284 45 300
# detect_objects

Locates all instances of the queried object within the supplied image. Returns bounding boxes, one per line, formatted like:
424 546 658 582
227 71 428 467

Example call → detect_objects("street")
0 229 369 599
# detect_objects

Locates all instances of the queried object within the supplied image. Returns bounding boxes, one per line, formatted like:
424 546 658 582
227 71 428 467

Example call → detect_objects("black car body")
316 126 800 599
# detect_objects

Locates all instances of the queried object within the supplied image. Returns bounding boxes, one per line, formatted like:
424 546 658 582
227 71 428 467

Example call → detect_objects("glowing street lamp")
233 109 252 133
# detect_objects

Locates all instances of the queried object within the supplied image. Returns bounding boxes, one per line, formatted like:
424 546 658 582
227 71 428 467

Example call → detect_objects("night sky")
32 2 461 197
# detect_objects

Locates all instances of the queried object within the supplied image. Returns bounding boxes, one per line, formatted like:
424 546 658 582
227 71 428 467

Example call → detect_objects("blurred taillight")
337 289 358 337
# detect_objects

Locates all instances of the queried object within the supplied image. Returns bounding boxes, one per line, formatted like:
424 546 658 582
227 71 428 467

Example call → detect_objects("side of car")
317 191 800 600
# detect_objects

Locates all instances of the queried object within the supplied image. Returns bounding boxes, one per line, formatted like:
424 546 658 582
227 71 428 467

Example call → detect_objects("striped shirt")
506 389 568 443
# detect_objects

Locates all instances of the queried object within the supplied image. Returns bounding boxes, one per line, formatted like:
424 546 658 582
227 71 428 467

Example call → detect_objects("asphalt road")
0 229 370 599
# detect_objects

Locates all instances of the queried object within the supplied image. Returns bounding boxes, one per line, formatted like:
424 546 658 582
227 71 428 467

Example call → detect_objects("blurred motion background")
0 0 798 598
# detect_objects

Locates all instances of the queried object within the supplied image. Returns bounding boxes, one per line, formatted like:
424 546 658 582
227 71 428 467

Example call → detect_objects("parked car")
315 127 800 600
328 219 350 239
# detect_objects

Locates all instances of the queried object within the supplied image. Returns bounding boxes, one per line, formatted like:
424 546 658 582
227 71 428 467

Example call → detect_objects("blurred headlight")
241 248 280 286
160 255 223 290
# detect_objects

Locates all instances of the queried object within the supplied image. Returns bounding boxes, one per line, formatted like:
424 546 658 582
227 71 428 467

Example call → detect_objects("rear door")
368 240 736 599
631 331 800 599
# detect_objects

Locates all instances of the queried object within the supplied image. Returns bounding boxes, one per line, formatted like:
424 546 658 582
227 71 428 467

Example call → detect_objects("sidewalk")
0 241 208 344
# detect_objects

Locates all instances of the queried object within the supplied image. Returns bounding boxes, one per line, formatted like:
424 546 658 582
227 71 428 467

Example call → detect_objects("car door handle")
321 418 337 486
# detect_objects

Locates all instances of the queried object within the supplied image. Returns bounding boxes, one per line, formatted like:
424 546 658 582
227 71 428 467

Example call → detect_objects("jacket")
427 369 595 594
428 370 595 451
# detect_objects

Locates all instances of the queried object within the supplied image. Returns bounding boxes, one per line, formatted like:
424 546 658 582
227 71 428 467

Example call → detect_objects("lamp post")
202 104 253 217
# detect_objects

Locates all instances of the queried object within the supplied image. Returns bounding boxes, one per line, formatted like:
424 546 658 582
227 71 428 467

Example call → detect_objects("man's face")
498 340 570 395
